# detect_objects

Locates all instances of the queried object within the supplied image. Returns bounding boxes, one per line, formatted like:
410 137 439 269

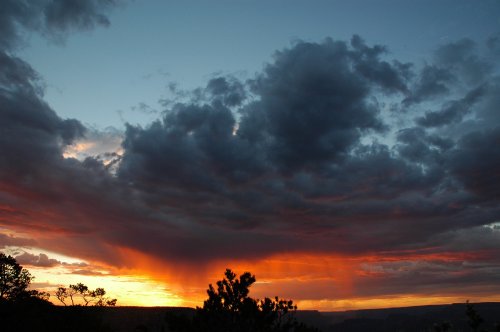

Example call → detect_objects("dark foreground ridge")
2 302 500 331
306 302 500 332
102 302 500 332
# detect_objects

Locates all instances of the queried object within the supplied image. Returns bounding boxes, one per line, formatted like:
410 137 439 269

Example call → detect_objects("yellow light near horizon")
31 267 184 307
105 276 184 307
297 294 500 312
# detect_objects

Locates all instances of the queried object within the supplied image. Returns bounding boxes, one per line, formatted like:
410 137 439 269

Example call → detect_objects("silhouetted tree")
0 252 34 302
166 268 319 332
93 287 118 306
0 254 55 331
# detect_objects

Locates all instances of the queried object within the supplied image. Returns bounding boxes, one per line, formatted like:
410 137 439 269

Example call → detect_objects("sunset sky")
1 0 500 311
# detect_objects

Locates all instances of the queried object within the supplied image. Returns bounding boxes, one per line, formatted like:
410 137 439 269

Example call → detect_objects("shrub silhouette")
166 268 319 332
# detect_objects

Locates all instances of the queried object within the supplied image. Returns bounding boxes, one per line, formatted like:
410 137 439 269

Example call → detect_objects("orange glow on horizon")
3 243 499 311
83 248 499 310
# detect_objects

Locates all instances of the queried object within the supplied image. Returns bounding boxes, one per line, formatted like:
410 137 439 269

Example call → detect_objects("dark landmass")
3 301 500 331
96 302 500 332
101 306 193 332
297 302 500 332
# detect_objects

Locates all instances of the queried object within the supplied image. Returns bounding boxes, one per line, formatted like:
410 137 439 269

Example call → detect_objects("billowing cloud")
1 0 500 305
112 35 499 265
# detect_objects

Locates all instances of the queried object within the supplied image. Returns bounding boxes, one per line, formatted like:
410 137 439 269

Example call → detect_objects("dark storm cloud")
239 37 398 171
0 51 39 93
109 36 499 265
403 65 455 105
449 126 500 199
404 37 496 107
0 0 120 175
406 37 500 206
1 5 500 297
206 76 247 107
349 35 410 94
416 84 486 127
119 101 246 190
396 127 454 163
116 37 416 256
434 38 492 85
123 36 402 189
0 54 85 177
75 37 498 264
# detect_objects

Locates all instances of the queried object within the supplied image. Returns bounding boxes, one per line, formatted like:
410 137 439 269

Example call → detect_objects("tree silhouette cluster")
166 268 319 332
0 253 118 331
56 283 117 307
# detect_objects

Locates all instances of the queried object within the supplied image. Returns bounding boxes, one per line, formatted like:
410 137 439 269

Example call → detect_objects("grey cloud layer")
114 36 500 262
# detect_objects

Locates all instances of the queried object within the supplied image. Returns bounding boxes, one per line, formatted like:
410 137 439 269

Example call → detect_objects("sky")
1 0 500 311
